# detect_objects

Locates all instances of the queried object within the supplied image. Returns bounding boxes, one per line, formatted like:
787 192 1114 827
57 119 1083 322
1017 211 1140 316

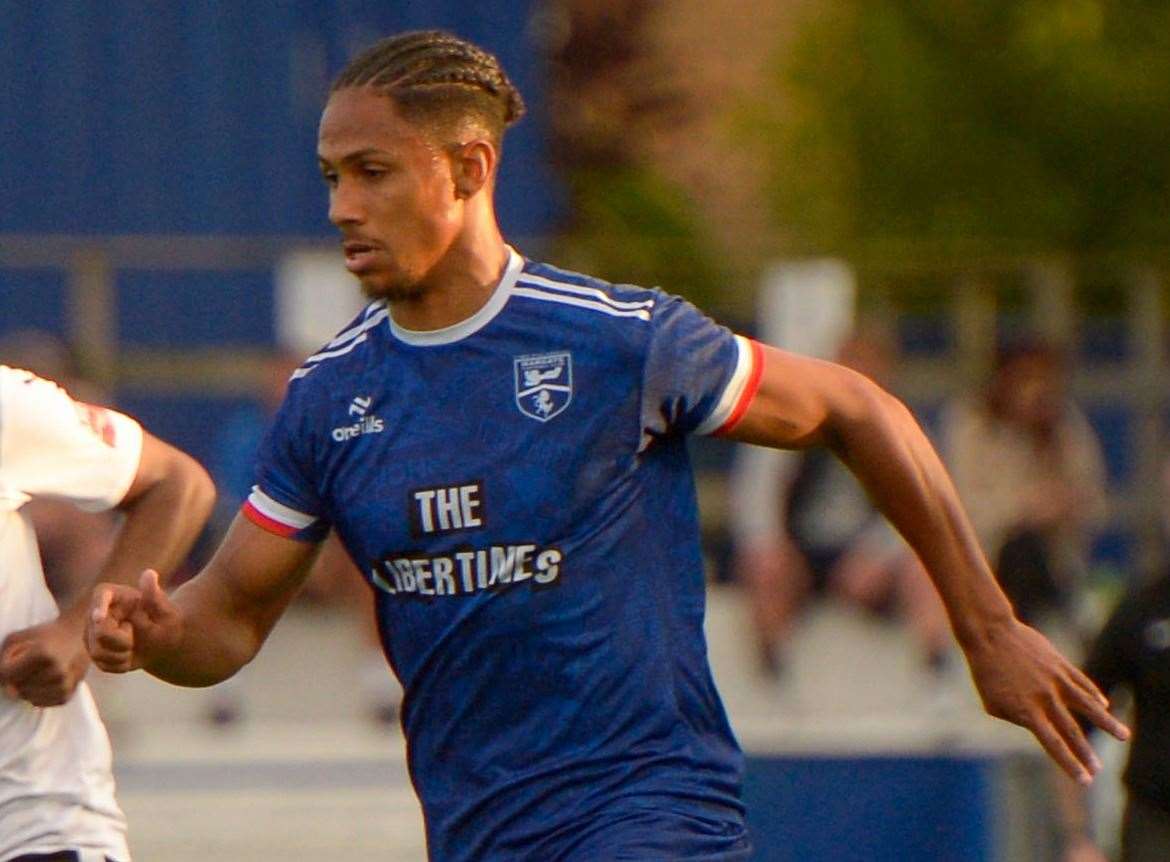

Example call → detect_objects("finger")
91 651 134 674
0 646 51 685
89 631 134 671
11 675 70 707
1048 696 1101 776
1067 685 1131 742
91 586 115 624
92 584 142 625
21 689 69 708
1064 664 1109 708
1031 712 1093 785
0 628 29 654
93 623 134 655
0 641 30 678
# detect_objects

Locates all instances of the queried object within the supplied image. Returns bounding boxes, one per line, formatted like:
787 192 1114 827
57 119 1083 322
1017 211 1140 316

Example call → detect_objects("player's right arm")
88 355 335 686
88 513 319 686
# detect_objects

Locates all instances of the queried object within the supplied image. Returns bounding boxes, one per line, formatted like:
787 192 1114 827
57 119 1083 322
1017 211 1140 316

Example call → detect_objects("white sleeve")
0 366 144 512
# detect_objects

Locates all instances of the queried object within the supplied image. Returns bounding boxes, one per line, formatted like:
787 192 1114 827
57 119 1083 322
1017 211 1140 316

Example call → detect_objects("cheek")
418 183 462 238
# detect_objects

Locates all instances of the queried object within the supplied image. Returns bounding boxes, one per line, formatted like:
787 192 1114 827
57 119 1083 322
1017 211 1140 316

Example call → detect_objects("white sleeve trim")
247 486 318 530
694 335 755 436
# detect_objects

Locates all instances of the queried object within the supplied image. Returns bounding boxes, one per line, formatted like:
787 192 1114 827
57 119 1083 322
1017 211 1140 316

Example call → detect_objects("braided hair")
332 30 526 148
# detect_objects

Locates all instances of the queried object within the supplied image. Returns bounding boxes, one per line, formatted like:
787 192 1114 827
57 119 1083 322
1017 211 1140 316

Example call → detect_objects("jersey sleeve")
0 366 143 512
243 381 331 543
640 293 763 441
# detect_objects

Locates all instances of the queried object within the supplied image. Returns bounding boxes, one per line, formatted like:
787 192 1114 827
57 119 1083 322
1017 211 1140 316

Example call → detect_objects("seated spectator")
733 331 950 678
940 339 1107 639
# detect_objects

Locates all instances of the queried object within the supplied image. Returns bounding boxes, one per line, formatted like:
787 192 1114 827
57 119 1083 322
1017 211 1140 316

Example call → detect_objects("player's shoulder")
286 300 389 395
0 364 65 414
0 364 40 389
513 258 663 327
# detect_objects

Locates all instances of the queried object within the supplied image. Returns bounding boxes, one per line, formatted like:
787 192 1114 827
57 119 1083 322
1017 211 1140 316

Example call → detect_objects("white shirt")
0 366 142 862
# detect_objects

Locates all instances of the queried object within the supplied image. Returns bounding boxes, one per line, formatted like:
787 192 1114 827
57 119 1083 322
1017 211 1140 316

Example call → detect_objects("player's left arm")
722 343 1129 783
1 430 216 706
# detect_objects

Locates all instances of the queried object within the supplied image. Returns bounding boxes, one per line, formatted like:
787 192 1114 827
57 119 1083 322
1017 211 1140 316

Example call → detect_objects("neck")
388 219 509 332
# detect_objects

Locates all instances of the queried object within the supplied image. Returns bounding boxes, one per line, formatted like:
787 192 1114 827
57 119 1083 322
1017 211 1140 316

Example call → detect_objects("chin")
359 273 424 302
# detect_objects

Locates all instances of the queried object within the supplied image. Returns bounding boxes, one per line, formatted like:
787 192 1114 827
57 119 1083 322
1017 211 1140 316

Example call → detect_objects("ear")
450 139 496 199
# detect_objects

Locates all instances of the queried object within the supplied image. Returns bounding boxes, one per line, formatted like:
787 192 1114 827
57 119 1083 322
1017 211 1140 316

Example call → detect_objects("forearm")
103 478 213 585
826 382 1015 647
64 453 214 623
139 519 315 687
142 572 274 687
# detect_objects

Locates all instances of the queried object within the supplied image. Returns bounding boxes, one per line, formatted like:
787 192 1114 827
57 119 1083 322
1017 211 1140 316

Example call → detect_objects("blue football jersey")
245 248 763 861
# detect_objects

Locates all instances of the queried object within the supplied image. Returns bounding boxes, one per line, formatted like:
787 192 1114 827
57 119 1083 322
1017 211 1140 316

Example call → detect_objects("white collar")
387 247 522 347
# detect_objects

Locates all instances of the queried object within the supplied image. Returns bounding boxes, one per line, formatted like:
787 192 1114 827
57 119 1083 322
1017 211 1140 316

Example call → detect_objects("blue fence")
0 1 560 238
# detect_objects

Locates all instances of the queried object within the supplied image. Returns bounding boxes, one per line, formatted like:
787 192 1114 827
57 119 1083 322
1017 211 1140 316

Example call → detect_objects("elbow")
827 370 912 444
178 453 217 528
151 448 217 530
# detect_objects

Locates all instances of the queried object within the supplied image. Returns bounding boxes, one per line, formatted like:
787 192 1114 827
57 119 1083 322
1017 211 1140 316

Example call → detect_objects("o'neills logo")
331 414 385 442
331 394 385 441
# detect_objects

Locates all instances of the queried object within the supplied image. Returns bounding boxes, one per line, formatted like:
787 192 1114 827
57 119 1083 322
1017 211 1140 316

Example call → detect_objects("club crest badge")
514 351 572 422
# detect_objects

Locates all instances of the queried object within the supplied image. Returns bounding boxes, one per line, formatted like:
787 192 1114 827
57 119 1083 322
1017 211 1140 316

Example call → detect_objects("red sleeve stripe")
242 500 300 538
714 338 765 436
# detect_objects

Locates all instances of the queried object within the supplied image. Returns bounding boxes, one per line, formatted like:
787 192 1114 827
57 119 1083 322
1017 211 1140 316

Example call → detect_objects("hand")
965 619 1129 784
1062 835 1108 862
87 569 183 674
0 615 90 706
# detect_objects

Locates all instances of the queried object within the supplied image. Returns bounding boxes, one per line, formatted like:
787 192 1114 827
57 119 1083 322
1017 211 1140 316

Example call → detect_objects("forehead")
317 87 430 161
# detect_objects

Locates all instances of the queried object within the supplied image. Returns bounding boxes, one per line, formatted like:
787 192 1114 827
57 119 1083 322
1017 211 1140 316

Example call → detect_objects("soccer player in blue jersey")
88 30 1129 861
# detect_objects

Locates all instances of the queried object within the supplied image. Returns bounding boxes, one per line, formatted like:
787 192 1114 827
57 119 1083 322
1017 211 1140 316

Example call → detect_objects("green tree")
542 0 728 307
746 1 1170 255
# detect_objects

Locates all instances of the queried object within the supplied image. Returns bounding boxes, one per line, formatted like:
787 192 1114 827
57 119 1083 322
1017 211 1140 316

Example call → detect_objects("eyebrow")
317 148 393 166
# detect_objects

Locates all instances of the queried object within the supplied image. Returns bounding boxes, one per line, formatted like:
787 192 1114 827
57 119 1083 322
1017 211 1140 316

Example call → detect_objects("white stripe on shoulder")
511 286 652 321
325 304 388 349
247 486 318 529
516 273 656 311
695 335 755 435
294 333 371 377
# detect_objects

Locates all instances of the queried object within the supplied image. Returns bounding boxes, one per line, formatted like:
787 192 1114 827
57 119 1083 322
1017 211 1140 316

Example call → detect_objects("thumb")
0 640 28 679
0 631 34 681
138 569 171 619
0 628 30 656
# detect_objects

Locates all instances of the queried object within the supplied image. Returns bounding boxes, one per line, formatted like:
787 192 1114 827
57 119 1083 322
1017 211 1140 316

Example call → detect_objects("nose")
328 179 365 227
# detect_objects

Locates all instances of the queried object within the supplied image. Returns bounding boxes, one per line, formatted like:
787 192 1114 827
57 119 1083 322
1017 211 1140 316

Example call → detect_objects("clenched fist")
87 569 183 674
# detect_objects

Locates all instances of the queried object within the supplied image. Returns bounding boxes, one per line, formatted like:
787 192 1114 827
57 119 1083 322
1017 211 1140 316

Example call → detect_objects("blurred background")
3 1 1170 860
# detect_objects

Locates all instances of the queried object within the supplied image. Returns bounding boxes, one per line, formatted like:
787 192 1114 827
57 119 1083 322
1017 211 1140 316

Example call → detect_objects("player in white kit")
0 366 214 862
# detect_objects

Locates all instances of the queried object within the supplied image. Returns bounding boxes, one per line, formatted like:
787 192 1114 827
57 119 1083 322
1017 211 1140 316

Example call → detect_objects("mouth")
342 240 380 273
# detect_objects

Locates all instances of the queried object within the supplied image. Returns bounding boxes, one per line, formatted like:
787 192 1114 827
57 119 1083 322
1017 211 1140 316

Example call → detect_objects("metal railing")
3 235 1167 573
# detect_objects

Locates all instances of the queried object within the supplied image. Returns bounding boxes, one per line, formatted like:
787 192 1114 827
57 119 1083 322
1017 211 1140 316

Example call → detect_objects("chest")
314 344 641 556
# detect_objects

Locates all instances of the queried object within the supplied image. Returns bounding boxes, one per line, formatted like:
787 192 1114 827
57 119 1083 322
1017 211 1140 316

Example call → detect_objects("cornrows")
332 30 526 143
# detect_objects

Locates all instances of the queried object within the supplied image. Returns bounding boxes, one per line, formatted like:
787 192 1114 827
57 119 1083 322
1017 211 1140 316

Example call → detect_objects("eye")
361 165 389 180
320 169 339 187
